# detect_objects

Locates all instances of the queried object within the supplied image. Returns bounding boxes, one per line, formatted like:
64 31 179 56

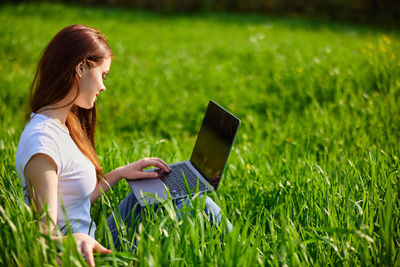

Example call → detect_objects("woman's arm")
90 157 171 203
25 153 59 233
24 154 111 266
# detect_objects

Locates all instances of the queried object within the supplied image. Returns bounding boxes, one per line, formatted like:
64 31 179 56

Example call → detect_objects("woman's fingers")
94 241 112 254
82 241 95 266
152 157 170 171
81 241 111 266
73 233 111 267
139 171 160 179
122 157 171 180
140 158 170 172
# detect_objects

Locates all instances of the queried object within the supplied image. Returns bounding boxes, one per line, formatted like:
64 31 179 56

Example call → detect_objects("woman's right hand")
118 157 171 180
72 233 111 266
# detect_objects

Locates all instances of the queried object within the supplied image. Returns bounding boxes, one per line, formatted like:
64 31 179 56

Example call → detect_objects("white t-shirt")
16 113 97 237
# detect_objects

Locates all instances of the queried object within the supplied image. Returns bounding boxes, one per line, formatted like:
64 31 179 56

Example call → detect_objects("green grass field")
0 3 399 266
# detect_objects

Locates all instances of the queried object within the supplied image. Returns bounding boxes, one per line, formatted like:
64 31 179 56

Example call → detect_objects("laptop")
129 100 240 206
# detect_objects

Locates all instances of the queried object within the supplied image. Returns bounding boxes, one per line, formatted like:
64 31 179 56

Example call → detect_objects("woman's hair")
30 24 113 177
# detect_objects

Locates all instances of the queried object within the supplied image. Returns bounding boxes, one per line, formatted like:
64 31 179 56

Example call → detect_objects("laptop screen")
190 101 240 190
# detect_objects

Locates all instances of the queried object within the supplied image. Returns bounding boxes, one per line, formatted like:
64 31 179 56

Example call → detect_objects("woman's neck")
36 87 76 130
36 104 72 131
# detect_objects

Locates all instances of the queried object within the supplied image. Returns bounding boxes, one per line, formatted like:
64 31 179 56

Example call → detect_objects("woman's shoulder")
18 114 67 149
23 113 68 138
16 113 67 175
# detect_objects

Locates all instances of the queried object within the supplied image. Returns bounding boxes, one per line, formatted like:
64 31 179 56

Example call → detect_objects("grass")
0 2 399 266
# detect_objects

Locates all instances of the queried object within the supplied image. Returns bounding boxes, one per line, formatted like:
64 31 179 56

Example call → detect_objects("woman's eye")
102 74 107 80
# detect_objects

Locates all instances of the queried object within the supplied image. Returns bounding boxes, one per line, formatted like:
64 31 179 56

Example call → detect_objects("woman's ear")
75 61 85 78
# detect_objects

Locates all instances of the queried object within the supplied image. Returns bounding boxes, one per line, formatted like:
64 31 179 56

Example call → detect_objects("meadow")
0 3 399 266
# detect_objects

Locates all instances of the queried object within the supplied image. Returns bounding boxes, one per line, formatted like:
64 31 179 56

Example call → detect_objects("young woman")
16 24 230 266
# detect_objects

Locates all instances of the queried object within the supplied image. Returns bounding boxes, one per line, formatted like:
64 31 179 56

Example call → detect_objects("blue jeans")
107 191 232 250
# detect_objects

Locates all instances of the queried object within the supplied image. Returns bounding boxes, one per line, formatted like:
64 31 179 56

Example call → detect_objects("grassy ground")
0 2 399 266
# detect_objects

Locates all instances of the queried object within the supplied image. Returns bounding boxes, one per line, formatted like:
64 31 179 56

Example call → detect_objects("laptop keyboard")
156 163 207 197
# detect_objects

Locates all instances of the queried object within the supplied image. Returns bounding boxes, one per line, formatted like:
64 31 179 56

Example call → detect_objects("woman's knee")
203 196 233 231
203 196 221 218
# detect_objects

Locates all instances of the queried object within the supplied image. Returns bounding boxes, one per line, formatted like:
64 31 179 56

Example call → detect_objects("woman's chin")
76 102 95 110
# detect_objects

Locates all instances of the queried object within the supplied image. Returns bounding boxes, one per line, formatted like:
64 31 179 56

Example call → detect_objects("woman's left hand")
118 157 171 180
90 157 171 203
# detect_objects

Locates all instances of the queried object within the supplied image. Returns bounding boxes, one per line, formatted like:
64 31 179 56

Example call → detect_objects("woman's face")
75 57 112 109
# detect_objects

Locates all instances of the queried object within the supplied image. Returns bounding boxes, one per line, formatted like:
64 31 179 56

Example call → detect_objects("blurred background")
4 0 400 27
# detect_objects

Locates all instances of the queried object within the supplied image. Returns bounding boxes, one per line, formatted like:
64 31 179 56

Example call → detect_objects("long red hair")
29 24 113 177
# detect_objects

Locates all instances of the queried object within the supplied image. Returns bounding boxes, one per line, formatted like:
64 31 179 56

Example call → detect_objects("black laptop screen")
190 101 240 190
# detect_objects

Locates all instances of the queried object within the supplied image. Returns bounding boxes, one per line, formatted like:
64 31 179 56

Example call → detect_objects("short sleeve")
19 131 62 175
